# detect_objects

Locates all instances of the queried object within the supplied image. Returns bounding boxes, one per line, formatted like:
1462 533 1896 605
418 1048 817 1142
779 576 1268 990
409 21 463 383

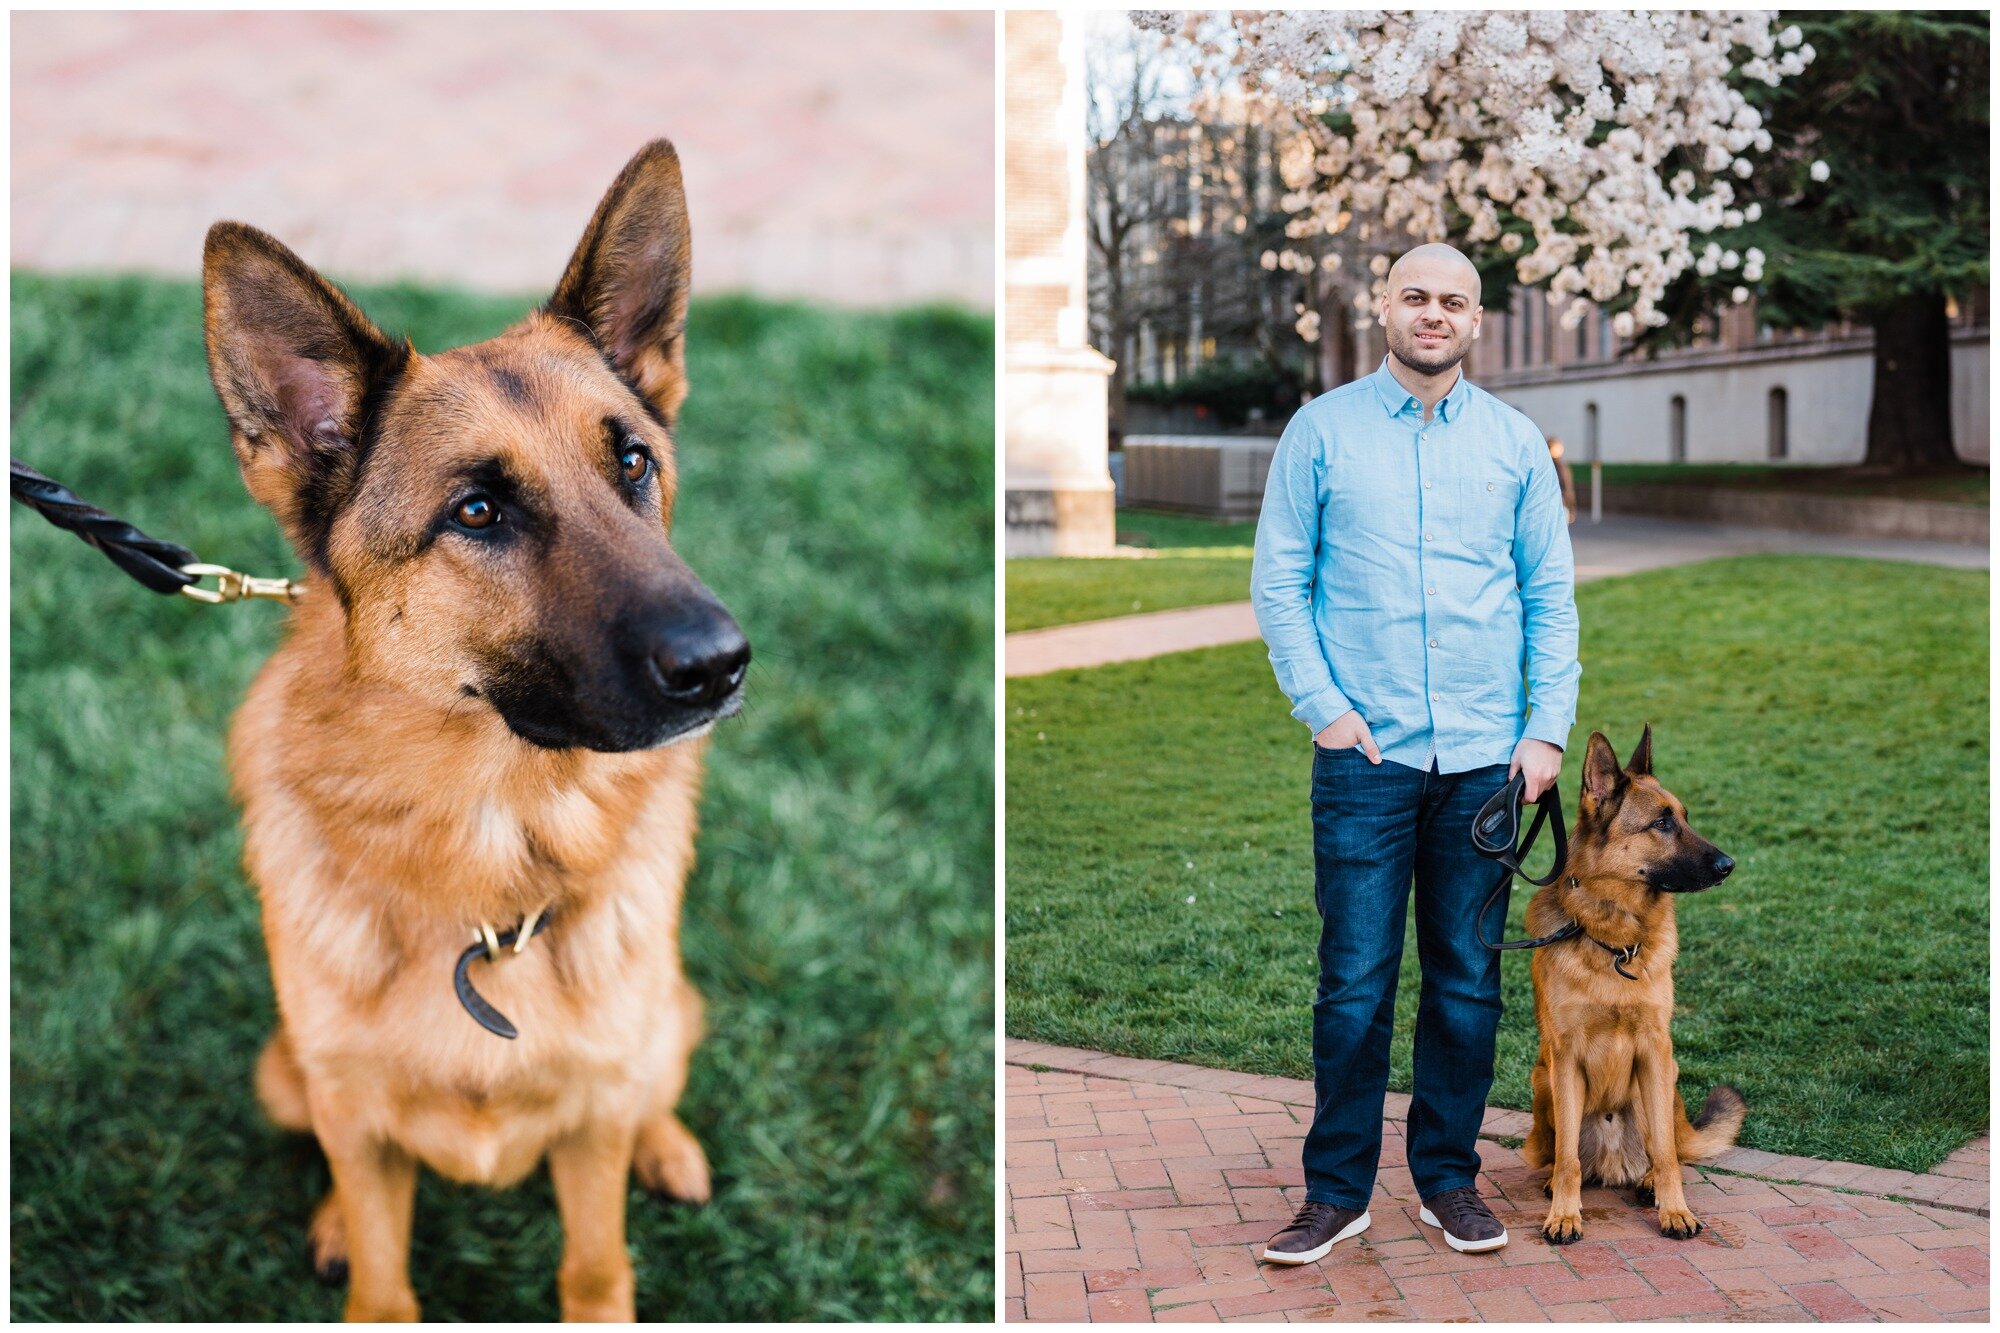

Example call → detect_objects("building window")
1768 386 1789 460
1522 293 1535 366
1586 402 1600 463
1576 311 1589 361
1669 394 1687 463
1598 313 1612 360
1501 311 1513 370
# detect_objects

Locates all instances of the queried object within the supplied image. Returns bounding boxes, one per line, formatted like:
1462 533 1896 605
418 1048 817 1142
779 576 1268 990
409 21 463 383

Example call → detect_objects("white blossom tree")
1135 10 1813 343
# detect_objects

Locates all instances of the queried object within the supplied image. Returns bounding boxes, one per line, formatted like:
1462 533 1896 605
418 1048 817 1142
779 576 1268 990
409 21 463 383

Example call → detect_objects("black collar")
452 907 555 1039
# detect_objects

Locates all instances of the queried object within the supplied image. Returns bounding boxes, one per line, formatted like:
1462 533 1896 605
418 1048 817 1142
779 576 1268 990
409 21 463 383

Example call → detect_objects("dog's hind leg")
308 1189 350 1286
254 1027 313 1133
1521 1061 1555 1174
634 978 711 1203
258 1029 354 1285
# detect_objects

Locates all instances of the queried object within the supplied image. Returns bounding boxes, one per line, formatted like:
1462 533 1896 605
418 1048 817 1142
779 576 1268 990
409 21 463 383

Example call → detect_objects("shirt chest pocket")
1456 468 1517 552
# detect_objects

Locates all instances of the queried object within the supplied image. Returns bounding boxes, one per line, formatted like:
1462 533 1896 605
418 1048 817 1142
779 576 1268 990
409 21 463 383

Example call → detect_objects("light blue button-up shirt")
1250 358 1580 773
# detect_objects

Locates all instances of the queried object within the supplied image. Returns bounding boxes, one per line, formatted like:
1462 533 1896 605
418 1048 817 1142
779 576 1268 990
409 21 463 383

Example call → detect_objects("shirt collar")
1370 357 1465 424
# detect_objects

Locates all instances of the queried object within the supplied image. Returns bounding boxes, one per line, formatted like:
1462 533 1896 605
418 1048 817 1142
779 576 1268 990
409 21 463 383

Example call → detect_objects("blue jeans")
1303 745 1513 1208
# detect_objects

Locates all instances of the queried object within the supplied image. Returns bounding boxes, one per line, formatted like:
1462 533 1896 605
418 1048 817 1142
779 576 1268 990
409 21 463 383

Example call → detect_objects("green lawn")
1006 555 1987 1173
1007 507 1253 632
1600 462 1989 505
12 273 994 1321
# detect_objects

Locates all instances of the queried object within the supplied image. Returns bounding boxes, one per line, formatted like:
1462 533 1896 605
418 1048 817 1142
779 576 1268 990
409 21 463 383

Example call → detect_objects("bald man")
1250 243 1580 1260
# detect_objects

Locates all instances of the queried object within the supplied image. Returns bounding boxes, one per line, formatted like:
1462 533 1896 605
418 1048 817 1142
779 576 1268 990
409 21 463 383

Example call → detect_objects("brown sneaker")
1260 1201 1371 1264
1419 1186 1509 1253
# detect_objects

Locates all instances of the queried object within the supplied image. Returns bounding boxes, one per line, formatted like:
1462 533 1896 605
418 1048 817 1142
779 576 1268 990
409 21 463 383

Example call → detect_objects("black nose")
646 609 749 709
1710 853 1735 879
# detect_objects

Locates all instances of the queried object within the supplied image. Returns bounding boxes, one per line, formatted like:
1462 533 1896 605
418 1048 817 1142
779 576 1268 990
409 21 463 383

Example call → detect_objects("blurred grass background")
11 271 994 1321
1006 554 1987 1172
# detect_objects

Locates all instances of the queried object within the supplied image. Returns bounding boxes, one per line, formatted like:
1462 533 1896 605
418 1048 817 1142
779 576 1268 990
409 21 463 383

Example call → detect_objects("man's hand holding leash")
1510 738 1563 800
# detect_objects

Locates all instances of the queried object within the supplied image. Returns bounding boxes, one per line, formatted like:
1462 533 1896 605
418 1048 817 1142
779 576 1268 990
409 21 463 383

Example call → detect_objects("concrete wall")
1123 435 1279 521
1489 335 1989 465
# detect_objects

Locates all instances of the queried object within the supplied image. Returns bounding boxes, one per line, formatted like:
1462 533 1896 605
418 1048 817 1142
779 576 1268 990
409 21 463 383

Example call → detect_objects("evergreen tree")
1645 11 1989 470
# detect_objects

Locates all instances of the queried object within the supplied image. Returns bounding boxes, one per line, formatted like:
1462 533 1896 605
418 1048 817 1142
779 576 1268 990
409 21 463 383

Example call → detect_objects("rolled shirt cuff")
1291 684 1354 736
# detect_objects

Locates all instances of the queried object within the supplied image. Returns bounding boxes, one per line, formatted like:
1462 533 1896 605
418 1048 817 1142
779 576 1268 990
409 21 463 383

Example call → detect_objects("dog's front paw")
1658 1206 1703 1240
1634 1181 1656 1208
634 1112 712 1204
1540 1210 1582 1246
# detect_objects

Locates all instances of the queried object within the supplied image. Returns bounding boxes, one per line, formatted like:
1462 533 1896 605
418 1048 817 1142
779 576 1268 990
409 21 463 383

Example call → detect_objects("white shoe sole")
1260 1209 1371 1264
1419 1204 1509 1253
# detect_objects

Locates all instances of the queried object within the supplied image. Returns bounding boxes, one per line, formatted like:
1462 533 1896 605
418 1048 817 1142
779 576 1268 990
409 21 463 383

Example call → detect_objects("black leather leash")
11 458 303 603
1471 772 1641 979
453 910 557 1040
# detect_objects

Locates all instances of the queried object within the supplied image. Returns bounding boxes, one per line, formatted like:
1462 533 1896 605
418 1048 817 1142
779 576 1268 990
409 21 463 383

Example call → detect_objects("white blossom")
1155 10 1809 331
1732 286 1750 303
1810 159 1830 182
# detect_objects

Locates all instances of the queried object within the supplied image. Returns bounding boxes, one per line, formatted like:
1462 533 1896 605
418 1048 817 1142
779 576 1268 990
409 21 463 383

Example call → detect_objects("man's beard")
1390 328 1467 377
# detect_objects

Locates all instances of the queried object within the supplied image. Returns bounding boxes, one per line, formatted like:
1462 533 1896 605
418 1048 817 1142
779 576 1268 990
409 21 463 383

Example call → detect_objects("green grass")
11 272 994 1321
1006 507 1254 632
1113 507 1259 549
1006 555 1987 1173
1600 462 1989 505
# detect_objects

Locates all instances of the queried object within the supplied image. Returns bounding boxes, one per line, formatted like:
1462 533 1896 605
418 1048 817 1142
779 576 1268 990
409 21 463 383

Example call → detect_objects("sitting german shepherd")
1520 727 1747 1246
205 141 748 1320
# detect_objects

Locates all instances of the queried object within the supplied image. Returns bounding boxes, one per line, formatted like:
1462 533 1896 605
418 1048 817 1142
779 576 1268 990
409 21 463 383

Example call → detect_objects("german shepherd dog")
1520 727 1747 1246
203 141 748 1320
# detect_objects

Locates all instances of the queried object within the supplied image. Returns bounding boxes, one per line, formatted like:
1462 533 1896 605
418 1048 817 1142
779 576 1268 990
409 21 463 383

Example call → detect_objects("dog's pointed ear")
1625 724 1654 778
203 222 407 561
1581 731 1626 807
547 140 693 423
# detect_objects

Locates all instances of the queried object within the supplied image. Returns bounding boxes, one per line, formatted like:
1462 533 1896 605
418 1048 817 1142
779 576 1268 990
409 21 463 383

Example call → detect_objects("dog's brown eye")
455 495 500 530
1653 814 1676 833
620 444 650 483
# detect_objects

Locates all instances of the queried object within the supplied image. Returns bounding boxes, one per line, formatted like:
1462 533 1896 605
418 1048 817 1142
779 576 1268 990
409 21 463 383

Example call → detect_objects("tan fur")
208 142 720 1321
1520 728 1746 1246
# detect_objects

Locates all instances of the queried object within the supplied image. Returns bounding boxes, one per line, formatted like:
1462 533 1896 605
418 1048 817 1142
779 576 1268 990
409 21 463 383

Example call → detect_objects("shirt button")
1429 638 1439 648
1427 586 1437 596
1424 532 1433 542
1487 482 1496 491
1432 692 1441 702
1424 479 1432 489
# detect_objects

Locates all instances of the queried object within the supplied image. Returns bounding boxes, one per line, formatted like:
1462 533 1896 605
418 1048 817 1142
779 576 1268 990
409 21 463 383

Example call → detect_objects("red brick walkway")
12 12 992 306
1006 1040 1989 1322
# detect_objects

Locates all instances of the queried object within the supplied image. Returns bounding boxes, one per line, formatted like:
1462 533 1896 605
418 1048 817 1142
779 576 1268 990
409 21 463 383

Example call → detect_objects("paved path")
1006 514 1988 677
12 12 992 306
1006 1040 1989 1323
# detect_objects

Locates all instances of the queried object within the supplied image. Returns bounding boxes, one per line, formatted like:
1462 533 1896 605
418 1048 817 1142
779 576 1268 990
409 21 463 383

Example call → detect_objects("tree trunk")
1863 290 1959 470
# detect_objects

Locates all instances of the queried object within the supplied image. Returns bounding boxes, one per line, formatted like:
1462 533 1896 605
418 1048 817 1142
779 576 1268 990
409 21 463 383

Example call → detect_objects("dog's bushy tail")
1676 1084 1748 1161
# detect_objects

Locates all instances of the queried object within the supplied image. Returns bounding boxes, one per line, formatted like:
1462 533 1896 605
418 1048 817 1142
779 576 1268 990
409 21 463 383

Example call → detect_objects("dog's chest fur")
232 606 705 1183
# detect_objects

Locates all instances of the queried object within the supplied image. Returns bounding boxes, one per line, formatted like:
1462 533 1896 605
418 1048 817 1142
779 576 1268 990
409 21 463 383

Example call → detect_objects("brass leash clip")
178 562 306 605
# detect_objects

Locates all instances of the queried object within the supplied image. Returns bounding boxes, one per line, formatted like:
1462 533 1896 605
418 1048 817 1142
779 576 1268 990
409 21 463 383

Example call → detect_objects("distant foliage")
1125 359 1297 428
